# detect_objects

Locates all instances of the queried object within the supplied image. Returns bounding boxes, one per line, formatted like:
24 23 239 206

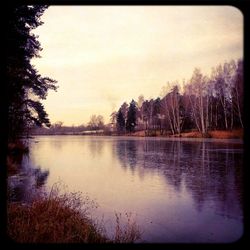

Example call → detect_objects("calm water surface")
19 135 243 243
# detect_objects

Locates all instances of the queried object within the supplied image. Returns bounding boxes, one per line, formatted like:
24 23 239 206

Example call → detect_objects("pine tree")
6 5 57 141
126 100 137 132
116 108 125 133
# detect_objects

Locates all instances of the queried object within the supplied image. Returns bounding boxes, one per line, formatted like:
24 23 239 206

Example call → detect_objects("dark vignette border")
2 0 249 249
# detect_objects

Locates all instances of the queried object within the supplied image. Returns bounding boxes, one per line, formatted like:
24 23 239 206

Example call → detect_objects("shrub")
7 185 141 243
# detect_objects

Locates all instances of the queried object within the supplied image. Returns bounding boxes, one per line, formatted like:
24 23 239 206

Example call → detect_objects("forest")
113 59 243 136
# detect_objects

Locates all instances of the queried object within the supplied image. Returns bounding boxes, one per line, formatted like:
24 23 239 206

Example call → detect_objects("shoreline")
30 129 244 140
7 142 141 243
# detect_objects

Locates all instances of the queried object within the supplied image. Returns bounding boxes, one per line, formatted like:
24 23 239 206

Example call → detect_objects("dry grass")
176 129 243 139
113 212 141 243
7 185 141 243
208 129 243 139
124 129 243 139
180 131 205 138
7 142 142 243
130 131 145 137
7 187 107 243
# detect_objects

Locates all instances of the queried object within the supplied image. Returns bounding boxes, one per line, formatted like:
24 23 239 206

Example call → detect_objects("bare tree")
212 64 230 129
110 111 117 131
88 115 104 131
232 59 244 128
186 68 209 135
161 83 184 135
161 83 175 135
223 60 237 130
141 100 152 133
136 95 145 130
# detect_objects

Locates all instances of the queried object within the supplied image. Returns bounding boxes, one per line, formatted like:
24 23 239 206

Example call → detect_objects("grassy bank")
7 186 141 243
7 141 141 243
180 129 243 139
8 192 106 243
128 129 243 139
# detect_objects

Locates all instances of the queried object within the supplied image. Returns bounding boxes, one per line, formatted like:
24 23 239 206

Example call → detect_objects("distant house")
81 130 104 135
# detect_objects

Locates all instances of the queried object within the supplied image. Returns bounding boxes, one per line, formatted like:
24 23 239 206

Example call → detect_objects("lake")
13 135 243 243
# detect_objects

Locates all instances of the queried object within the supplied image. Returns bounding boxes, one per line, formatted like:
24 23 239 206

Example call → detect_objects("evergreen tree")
126 100 137 132
6 5 57 141
116 108 125 133
152 97 161 130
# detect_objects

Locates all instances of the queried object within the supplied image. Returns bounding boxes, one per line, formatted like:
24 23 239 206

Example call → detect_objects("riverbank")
7 190 108 243
127 129 243 139
7 190 140 243
7 142 141 243
31 128 243 140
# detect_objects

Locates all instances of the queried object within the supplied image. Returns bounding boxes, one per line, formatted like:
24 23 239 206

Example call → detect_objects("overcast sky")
32 6 243 126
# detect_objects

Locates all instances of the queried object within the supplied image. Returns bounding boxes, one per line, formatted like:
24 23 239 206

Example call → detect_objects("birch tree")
188 68 209 135
232 59 244 128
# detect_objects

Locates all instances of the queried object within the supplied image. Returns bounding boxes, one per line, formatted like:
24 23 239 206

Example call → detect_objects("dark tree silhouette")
116 108 125 133
6 5 57 141
126 100 137 132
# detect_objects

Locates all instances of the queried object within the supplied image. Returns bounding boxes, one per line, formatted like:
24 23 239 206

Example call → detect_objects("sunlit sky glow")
32 6 243 126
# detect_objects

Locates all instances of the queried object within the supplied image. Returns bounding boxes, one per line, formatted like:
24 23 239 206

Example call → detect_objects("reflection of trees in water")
162 141 243 218
116 140 138 173
142 140 184 191
162 140 182 191
88 138 104 158
116 140 127 169
8 154 50 203
234 154 243 212
126 140 137 172
183 141 209 212
114 138 243 218
206 143 241 216
177 141 242 217
208 143 243 218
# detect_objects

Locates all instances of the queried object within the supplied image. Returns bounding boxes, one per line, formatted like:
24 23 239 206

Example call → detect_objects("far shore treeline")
32 59 243 137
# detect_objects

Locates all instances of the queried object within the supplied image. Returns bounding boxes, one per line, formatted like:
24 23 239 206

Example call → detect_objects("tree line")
112 59 243 136
32 117 106 135
33 59 243 137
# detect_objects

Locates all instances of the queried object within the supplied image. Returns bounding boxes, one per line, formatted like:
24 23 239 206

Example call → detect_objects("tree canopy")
126 100 137 132
6 5 57 141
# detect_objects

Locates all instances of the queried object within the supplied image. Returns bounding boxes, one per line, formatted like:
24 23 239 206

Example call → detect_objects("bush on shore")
7 186 141 243
8 141 29 155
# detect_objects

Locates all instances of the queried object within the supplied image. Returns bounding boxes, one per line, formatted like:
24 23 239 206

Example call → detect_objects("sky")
32 6 243 126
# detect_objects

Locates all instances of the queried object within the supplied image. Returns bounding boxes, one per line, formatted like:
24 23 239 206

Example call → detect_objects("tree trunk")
200 95 206 134
189 95 201 133
235 87 244 128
